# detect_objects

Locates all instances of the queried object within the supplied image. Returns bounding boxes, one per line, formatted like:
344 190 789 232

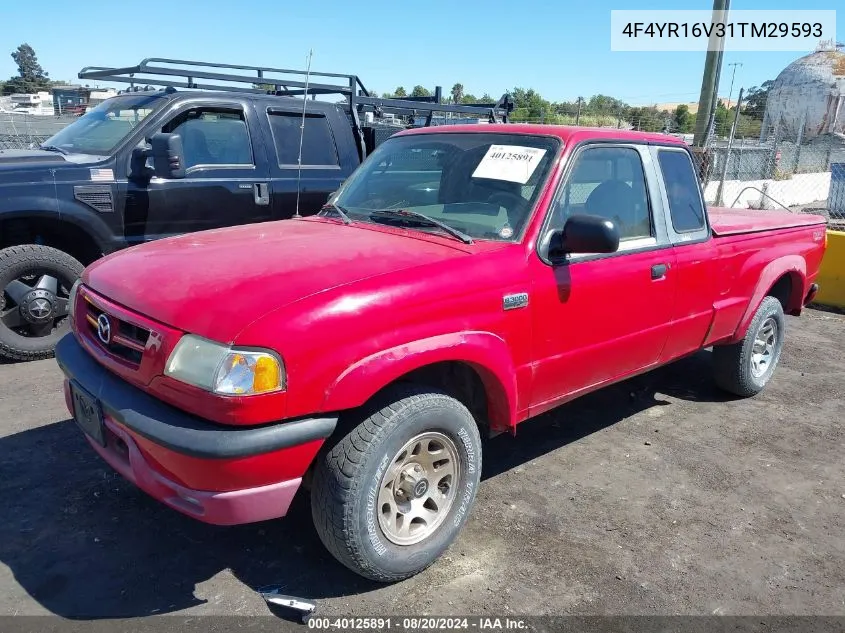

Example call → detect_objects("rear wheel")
713 296 785 397
311 385 482 582
0 245 83 362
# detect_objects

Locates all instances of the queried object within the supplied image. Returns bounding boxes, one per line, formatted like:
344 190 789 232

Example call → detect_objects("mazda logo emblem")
97 314 112 345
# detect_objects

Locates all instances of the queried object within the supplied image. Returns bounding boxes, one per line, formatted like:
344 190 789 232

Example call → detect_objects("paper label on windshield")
472 145 547 184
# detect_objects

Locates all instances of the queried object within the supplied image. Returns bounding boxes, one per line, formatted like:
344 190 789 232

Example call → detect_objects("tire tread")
0 244 83 361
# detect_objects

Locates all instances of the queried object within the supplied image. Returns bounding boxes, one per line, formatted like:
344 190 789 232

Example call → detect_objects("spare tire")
0 245 83 362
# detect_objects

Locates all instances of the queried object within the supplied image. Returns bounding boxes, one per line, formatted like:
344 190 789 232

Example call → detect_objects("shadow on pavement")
0 349 728 618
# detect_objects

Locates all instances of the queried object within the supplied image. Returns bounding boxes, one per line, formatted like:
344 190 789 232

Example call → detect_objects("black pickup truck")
0 58 511 361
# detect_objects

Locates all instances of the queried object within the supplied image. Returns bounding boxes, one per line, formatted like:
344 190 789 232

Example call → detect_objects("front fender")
54 197 120 254
322 331 518 432
732 254 805 342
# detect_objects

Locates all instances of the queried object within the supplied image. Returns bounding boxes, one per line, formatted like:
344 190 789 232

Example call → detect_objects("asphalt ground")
1 309 843 624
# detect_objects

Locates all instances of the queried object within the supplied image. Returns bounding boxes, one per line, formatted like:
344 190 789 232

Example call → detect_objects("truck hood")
83 218 476 342
0 149 104 180
0 148 67 168
709 207 827 236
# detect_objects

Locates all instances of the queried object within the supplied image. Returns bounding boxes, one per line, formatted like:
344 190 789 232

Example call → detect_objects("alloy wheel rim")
377 431 461 546
1 272 71 338
751 317 778 378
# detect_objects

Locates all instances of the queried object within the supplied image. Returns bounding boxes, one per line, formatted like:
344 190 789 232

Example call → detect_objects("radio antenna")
293 49 314 219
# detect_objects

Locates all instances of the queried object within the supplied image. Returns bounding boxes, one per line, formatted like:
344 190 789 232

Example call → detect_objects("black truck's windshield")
44 94 166 155
332 132 559 242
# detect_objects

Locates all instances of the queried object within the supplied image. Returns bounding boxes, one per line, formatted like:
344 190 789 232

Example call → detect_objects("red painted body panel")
527 246 678 414
66 124 828 526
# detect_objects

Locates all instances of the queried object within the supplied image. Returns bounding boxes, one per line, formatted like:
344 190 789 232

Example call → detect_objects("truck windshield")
43 94 166 155
332 132 560 242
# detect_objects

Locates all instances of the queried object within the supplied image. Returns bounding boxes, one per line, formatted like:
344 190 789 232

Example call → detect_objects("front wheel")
0 245 83 362
311 385 482 582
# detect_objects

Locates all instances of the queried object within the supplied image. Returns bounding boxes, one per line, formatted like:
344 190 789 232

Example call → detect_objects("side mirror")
547 214 620 259
129 145 152 181
150 132 185 179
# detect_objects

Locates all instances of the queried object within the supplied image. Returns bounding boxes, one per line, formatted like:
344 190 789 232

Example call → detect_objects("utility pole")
693 0 730 147
575 97 583 126
715 87 743 206
725 62 743 110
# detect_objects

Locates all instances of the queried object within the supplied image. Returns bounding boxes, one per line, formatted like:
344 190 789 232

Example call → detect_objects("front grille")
84 301 150 366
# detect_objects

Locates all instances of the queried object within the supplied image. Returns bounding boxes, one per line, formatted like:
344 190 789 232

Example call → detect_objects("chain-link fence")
0 111 76 149
515 91 844 226
688 89 845 227
3 89 844 227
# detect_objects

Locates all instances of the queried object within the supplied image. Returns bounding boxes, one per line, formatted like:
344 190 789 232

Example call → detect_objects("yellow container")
815 230 845 309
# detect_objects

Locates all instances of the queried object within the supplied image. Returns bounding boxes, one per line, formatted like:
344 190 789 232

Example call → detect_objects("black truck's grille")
84 302 150 366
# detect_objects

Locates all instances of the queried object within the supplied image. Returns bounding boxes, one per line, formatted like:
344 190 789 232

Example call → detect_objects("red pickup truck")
55 124 827 582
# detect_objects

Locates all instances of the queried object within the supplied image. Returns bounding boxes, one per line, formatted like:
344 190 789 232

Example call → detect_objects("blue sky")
1 0 841 106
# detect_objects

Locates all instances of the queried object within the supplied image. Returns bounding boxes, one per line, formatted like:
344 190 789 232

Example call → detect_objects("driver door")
123 101 271 243
528 144 677 411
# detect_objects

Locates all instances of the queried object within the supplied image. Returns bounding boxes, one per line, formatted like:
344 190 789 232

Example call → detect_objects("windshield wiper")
39 144 69 155
320 202 352 225
370 209 473 244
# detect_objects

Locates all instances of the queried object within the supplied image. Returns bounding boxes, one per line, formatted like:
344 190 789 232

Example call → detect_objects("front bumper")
55 333 337 525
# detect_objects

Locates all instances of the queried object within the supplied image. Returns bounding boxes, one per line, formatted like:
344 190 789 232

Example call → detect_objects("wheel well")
393 361 490 431
767 272 800 315
301 361 491 491
0 217 103 265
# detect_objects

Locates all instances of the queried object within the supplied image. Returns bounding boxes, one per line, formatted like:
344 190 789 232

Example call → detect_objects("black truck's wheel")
0 245 83 362
311 385 482 582
713 296 786 397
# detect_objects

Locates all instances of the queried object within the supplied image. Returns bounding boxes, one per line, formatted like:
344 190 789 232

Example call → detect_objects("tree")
742 80 773 120
4 43 51 94
450 83 464 104
410 85 431 98
713 99 731 136
393 86 407 97
673 104 694 133
477 93 495 104
510 87 550 121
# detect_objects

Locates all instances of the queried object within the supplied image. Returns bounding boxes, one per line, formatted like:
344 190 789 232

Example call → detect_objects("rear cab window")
655 147 709 242
267 111 339 167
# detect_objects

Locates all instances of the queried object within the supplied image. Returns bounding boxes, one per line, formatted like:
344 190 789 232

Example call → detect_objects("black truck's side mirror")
546 214 620 259
129 145 153 181
150 132 186 179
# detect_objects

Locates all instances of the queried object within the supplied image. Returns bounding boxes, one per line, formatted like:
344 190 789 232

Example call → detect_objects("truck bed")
709 207 827 237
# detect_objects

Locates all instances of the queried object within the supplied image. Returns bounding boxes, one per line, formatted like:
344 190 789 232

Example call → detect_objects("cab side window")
658 149 706 233
267 111 339 167
556 146 652 242
163 108 253 169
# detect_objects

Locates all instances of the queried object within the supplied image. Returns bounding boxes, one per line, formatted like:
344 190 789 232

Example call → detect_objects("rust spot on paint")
826 51 845 76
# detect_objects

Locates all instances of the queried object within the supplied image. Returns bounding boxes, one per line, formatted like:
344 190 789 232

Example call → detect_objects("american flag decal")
90 168 114 182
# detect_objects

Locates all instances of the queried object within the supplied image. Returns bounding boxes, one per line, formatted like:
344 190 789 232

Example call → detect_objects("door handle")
253 183 270 206
651 263 668 279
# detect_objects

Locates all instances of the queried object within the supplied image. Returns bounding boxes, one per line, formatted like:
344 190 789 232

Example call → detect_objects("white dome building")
761 45 845 139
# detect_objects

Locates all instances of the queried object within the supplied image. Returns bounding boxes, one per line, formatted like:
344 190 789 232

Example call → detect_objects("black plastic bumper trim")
54 333 337 460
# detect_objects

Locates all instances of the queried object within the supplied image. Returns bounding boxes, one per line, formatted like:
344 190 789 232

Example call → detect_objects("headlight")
164 334 285 395
68 279 81 322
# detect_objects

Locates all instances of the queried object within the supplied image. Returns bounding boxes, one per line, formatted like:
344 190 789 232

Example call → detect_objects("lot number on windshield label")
472 145 547 184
